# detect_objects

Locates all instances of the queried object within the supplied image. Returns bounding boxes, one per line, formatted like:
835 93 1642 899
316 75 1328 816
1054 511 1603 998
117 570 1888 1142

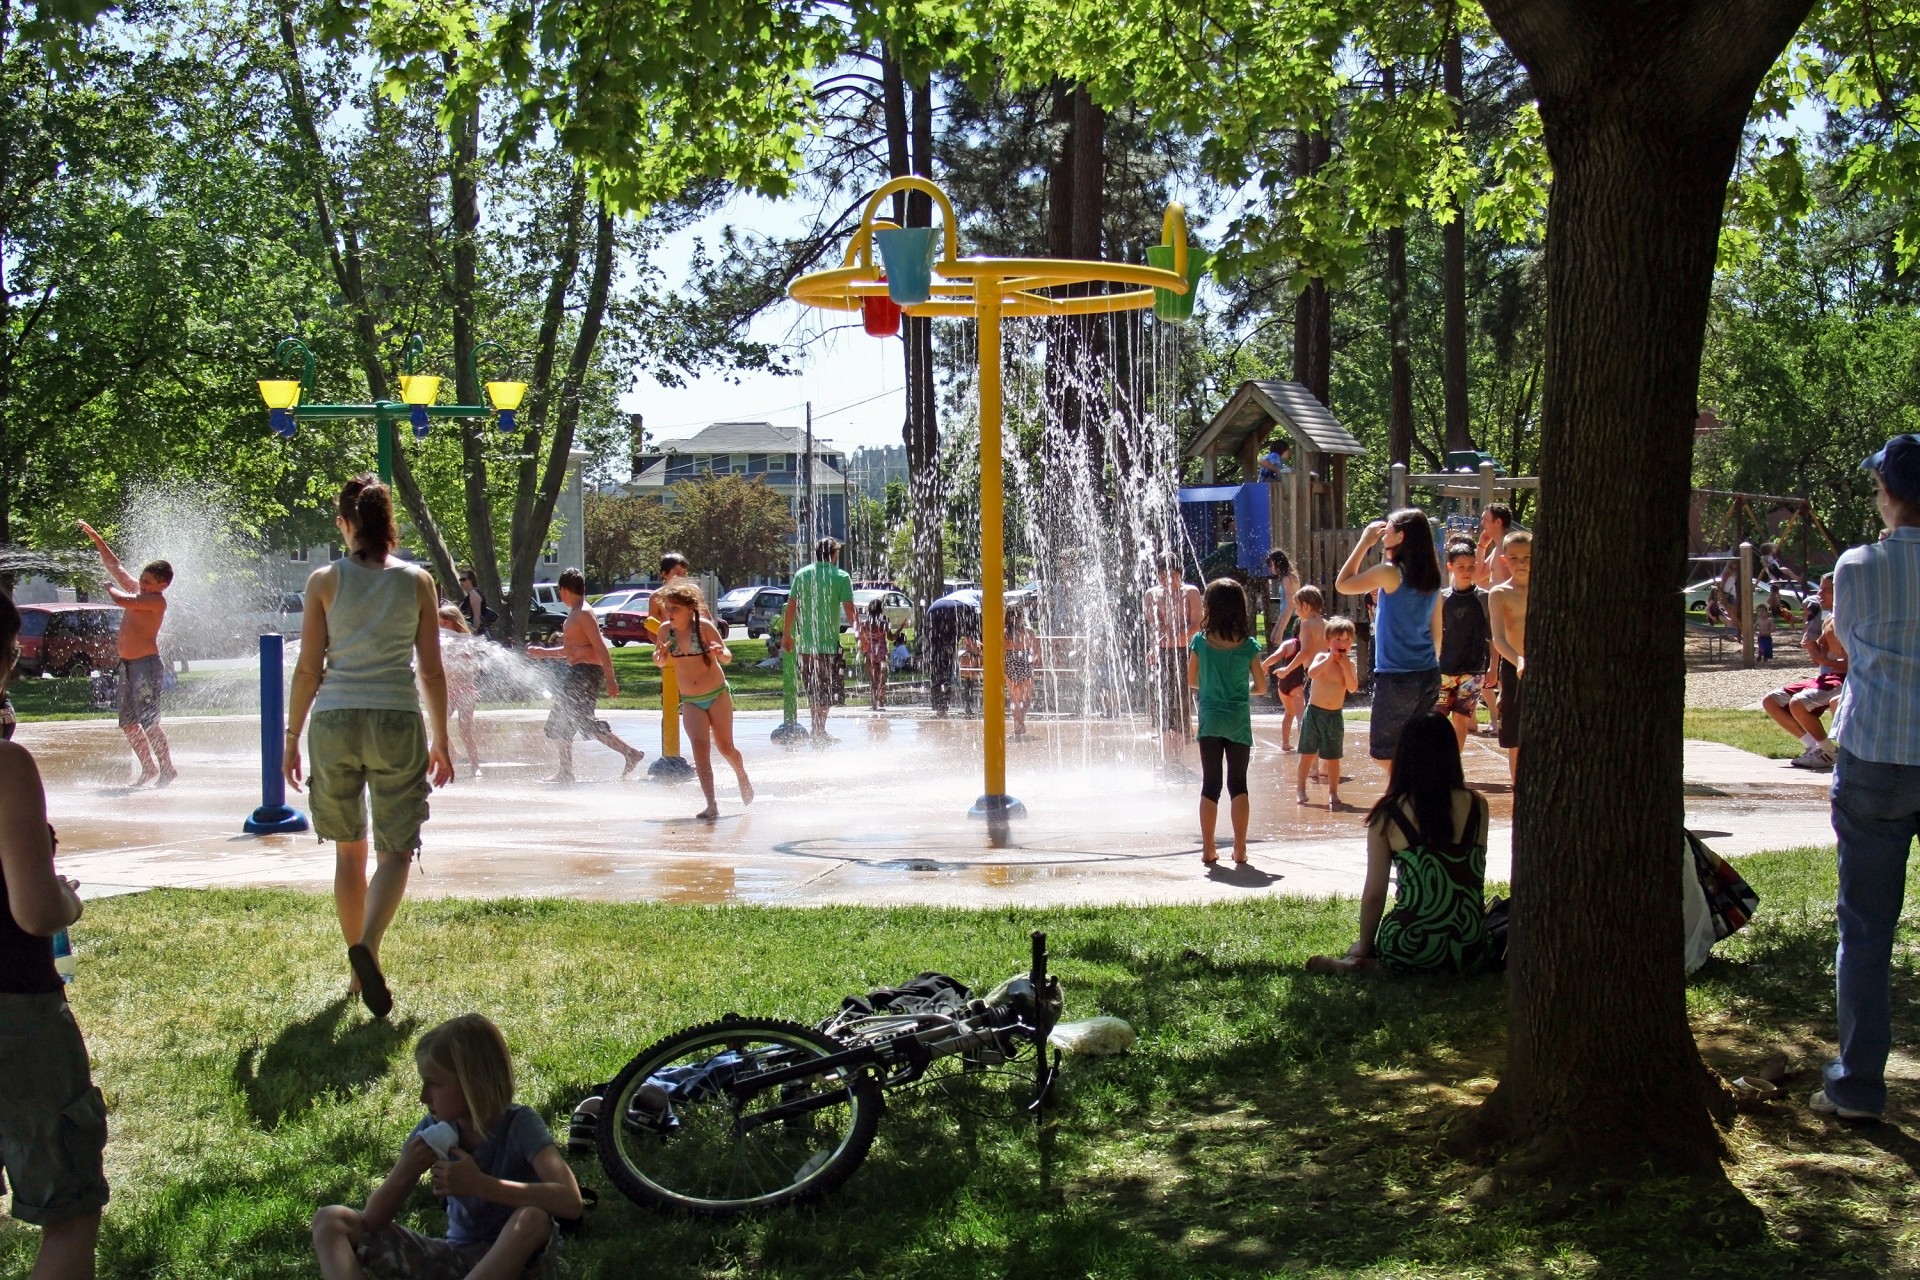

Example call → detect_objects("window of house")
729 453 749 472
768 454 789 471
542 543 558 565
288 546 309 563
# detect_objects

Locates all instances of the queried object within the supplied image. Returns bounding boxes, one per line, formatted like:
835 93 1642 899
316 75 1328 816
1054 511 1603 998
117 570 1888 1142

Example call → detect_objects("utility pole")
803 400 815 547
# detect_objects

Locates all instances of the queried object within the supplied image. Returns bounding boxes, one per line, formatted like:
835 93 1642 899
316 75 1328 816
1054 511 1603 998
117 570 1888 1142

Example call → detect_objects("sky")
620 193 910 455
617 180 1240 457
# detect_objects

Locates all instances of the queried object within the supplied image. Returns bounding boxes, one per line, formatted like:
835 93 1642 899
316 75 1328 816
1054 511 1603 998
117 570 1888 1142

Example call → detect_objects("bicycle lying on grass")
585 932 1064 1216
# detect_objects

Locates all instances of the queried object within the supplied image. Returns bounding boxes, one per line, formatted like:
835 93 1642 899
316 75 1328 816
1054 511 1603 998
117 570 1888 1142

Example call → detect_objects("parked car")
716 586 759 625
17 604 121 678
525 599 569 643
852 588 913 631
239 592 305 638
743 587 791 639
601 603 654 647
531 581 566 614
590 588 649 620
1681 578 1807 614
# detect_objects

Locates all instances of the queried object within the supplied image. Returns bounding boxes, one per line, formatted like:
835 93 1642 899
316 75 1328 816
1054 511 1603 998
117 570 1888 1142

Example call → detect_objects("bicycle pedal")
567 1095 602 1157
623 1083 676 1137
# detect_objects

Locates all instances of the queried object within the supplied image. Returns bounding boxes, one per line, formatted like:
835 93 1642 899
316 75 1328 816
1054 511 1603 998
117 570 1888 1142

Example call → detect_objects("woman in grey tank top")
284 475 452 1018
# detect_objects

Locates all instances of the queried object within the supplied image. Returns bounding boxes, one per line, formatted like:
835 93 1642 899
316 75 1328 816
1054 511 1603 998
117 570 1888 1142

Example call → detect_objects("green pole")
782 647 798 722
772 642 808 744
376 413 394 485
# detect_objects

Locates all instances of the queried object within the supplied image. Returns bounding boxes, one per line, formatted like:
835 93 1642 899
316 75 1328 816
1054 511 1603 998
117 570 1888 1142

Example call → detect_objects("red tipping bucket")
862 291 902 338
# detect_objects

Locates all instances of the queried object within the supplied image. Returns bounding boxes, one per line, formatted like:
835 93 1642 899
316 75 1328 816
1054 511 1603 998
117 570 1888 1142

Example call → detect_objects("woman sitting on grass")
0 592 108 1280
313 1013 583 1280
1307 712 1492 975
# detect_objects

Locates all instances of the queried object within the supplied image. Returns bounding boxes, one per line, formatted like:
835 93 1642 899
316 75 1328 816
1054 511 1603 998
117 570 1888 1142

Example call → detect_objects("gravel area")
1686 657 1819 710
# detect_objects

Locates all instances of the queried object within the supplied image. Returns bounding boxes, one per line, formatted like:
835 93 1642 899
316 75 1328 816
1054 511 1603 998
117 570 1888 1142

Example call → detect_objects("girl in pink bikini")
652 581 754 819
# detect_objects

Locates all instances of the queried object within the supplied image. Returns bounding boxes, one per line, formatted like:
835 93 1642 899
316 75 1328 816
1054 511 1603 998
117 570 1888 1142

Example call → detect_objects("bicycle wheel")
595 1017 882 1216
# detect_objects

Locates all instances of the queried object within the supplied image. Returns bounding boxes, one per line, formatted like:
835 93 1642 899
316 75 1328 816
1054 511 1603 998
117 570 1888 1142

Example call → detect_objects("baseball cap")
1863 434 1920 504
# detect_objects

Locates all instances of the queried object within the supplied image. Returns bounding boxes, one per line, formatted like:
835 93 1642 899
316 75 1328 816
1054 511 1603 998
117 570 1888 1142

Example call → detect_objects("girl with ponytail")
284 474 454 1017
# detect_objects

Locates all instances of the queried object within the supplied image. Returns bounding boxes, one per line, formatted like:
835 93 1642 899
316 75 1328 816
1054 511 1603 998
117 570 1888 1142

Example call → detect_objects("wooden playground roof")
1188 380 1367 461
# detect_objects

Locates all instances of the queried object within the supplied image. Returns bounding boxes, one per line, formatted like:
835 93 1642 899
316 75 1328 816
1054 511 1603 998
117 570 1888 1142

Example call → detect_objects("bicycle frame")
724 932 1062 1131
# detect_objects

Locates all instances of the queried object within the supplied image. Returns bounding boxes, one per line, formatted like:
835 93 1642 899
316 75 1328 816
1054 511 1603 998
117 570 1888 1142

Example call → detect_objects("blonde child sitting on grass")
313 1014 583 1280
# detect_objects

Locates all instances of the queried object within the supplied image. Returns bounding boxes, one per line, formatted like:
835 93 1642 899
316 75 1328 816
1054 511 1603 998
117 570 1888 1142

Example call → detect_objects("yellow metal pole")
978 282 1008 804
661 662 683 757
644 615 692 777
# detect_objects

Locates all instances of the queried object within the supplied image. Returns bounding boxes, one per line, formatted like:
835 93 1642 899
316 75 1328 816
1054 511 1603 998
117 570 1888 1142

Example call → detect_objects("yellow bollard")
646 616 692 778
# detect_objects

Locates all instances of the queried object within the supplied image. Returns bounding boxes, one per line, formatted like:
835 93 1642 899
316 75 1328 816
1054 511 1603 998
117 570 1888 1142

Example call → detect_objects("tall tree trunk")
1044 84 1108 545
445 97 503 606
883 51 944 629
276 7 458 592
1441 26 1473 455
507 201 614 624
505 175 588 642
1386 224 1415 468
1291 131 1332 406
1458 0 1817 1181
1383 68 1415 468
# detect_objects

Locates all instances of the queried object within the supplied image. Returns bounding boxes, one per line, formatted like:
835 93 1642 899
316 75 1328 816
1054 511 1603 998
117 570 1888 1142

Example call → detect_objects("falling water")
932 303 1198 767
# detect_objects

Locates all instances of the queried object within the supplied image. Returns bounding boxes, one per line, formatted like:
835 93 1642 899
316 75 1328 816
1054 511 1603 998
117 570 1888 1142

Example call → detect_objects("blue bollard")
244 632 309 835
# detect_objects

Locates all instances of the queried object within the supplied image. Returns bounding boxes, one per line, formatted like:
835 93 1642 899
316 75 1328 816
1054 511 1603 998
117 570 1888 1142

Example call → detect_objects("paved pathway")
21 710 1833 909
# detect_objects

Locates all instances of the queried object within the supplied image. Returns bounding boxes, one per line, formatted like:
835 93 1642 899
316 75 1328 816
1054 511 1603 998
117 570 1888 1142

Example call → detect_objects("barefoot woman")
285 475 454 1017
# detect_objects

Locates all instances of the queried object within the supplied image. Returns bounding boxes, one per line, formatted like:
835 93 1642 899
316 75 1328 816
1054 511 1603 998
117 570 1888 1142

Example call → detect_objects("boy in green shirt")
781 537 857 744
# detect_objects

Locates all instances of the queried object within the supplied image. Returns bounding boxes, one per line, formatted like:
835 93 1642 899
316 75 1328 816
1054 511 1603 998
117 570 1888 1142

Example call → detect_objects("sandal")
347 944 392 1019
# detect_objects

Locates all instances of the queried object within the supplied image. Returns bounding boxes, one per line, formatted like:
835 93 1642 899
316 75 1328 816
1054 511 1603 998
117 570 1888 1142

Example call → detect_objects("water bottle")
52 929 75 984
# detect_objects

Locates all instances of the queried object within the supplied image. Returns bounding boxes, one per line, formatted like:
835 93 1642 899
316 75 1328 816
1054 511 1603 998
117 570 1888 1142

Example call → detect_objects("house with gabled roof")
624 421 849 548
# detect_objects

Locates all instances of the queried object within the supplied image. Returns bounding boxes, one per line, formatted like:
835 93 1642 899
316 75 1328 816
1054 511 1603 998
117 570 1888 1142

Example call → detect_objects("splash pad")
790 178 1197 843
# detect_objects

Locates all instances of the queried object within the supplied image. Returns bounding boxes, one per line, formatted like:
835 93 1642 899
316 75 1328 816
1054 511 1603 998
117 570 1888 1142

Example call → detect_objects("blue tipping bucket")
874 227 940 306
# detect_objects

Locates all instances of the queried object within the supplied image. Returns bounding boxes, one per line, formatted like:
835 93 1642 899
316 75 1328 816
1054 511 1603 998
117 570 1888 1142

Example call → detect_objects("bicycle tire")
595 1017 882 1216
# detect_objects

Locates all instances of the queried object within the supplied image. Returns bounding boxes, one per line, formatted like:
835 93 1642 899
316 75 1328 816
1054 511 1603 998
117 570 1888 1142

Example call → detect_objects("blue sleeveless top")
1374 573 1439 674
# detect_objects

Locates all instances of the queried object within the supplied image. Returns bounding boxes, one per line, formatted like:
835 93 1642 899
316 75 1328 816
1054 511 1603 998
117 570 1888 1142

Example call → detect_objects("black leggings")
1198 737 1250 803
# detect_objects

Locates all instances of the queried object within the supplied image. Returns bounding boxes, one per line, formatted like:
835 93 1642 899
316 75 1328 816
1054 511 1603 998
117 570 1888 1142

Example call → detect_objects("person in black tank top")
1435 542 1493 749
0 590 110 1270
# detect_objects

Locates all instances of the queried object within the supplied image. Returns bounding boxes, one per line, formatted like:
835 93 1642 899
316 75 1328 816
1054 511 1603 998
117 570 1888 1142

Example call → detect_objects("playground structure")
789 176 1196 842
1182 379 1368 590
1393 459 1540 542
1683 490 1841 669
1689 489 1840 579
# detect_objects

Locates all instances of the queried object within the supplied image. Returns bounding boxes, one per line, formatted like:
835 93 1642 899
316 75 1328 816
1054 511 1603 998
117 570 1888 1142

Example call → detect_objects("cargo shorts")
0 993 110 1226
118 654 165 730
308 708 430 854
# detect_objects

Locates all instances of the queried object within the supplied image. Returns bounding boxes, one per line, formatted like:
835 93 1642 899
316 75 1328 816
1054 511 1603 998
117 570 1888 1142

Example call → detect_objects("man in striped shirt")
1817 433 1920 1121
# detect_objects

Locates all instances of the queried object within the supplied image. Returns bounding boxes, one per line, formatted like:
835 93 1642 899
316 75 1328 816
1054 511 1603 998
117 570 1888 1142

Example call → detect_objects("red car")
17 603 121 678
601 599 654 648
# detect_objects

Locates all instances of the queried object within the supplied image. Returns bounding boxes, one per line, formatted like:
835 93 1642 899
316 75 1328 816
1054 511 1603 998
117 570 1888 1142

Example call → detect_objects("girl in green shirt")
1187 579 1269 865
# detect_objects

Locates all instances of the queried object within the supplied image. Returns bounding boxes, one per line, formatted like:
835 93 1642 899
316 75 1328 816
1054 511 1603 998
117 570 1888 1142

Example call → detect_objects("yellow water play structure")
789 176 1196 837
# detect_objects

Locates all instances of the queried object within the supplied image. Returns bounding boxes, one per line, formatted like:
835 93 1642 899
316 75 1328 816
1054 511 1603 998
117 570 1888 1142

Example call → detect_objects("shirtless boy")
1144 554 1203 763
79 520 176 785
1488 530 1532 783
527 568 643 783
1297 616 1359 810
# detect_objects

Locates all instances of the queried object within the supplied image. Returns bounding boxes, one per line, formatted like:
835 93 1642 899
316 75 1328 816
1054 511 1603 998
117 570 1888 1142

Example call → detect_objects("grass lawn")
1684 709 1802 760
10 846 1918 1278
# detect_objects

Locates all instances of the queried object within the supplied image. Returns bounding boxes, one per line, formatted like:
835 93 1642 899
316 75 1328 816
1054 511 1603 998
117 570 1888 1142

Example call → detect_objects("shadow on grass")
234 997 418 1130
